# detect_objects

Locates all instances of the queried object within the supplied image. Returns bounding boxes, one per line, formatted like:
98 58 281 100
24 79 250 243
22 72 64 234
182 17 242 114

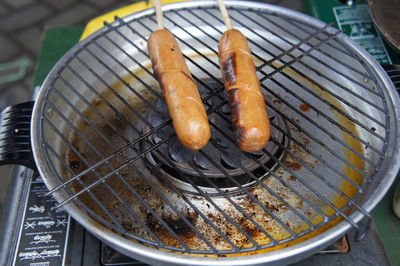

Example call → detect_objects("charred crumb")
305 161 315 168
103 125 115 137
110 116 125 131
113 201 120 208
122 221 135 232
299 103 310 112
273 99 281 105
265 202 281 212
243 225 262 238
284 160 302 171
163 216 195 237
146 212 198 239
93 97 102 106
289 175 296 181
70 160 80 170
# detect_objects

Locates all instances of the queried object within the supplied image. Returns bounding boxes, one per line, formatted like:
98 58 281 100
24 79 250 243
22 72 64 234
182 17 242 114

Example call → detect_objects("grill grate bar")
42 114 130 233
201 134 320 229
133 11 381 163
287 18 377 81
55 57 257 251
269 135 370 217
195 110 366 240
151 149 266 249
44 75 170 196
43 100 221 251
45 65 231 197
177 9 380 166
135 10 368 226
157 150 277 247
199 143 317 228
133 18 225 88
261 143 360 229
200 8 386 128
189 10 385 131
142 156 243 252
44 141 165 247
102 23 163 98
77 51 152 129
255 12 382 98
39 4 389 254
261 81 376 167
48 85 230 252
69 22 284 246
139 16 328 236
264 75 384 154
265 93 371 181
264 66 385 141
239 11 386 137
164 16 382 159
205 111 349 220
269 118 363 191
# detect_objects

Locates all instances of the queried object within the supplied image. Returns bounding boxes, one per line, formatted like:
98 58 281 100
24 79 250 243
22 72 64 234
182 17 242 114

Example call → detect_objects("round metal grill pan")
30 1 400 264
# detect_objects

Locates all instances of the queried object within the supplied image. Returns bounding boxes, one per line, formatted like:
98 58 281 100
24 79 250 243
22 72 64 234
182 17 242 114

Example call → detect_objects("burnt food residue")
284 160 302 171
299 103 310 112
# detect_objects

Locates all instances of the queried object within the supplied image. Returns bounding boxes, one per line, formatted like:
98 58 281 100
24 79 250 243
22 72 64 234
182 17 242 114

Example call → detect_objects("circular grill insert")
33 1 400 264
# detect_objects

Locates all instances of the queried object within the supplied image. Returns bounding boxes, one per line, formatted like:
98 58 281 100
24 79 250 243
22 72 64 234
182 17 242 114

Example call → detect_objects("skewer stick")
153 0 164 30
217 0 233 30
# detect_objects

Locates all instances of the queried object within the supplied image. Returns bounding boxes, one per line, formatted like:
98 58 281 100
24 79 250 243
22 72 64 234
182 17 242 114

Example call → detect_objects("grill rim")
30 1 400 265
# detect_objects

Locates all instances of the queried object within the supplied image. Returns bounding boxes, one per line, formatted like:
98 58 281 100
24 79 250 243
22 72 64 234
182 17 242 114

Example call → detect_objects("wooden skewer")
153 0 164 30
217 0 233 30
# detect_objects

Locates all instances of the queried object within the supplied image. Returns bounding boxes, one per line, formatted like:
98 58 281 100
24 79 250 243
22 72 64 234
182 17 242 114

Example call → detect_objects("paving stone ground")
0 0 301 209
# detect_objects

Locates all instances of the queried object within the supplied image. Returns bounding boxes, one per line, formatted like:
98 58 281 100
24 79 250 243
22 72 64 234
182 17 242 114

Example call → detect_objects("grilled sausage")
218 29 270 152
148 29 211 150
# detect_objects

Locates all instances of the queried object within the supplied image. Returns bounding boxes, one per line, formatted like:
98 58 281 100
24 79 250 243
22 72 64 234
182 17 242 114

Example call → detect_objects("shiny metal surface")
30 1 400 265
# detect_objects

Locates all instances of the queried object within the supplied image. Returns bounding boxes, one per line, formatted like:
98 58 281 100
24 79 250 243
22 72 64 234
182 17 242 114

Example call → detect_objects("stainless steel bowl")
29 1 400 265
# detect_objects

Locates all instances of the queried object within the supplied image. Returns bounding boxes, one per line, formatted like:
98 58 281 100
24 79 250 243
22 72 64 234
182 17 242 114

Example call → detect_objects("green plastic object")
303 0 400 64
33 27 84 87
0 57 31 85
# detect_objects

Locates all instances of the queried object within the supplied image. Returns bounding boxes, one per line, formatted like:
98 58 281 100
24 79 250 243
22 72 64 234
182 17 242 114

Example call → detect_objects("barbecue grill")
1 1 399 265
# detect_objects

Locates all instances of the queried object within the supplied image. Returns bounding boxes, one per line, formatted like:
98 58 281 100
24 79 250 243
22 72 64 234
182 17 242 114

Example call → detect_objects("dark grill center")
141 80 288 192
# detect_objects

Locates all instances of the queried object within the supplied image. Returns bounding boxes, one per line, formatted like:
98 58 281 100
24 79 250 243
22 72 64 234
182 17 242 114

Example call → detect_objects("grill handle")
0 101 36 170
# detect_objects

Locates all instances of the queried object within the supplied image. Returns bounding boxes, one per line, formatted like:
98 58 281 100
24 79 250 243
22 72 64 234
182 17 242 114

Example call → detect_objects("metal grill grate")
37 3 389 255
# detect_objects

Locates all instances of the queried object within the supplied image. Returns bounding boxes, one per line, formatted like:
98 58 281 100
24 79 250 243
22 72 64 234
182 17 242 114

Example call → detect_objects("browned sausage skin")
148 29 211 150
218 29 270 152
